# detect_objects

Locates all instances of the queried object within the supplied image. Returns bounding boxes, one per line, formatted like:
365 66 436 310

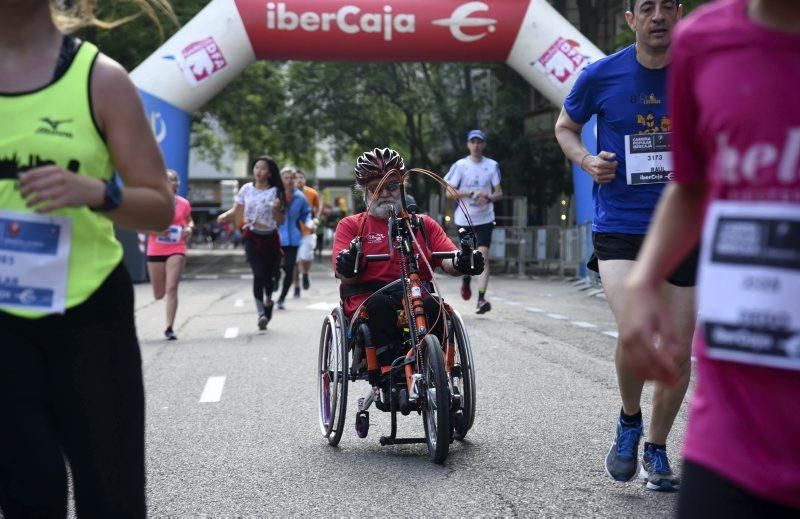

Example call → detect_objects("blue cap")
467 129 486 142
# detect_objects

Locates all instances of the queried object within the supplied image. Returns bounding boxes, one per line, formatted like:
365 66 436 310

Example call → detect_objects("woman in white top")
218 156 284 330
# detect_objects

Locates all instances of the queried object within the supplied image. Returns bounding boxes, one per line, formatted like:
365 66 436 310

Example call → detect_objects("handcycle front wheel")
421 334 451 464
449 308 476 440
317 306 349 446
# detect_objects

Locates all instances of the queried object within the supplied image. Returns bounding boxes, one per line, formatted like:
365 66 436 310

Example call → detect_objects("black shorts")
470 222 495 248
678 461 799 518
146 253 185 263
588 232 699 287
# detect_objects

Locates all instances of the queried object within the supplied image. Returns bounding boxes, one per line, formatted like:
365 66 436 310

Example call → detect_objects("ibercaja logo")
178 37 228 87
236 1 530 62
533 37 590 86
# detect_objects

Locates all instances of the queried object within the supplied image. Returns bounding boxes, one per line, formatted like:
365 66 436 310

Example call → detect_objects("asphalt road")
129 249 691 517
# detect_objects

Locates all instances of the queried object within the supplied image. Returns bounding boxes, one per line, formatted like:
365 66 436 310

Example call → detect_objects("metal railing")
487 224 595 280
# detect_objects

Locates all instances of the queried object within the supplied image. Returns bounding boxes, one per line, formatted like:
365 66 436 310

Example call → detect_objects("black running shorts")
587 232 699 287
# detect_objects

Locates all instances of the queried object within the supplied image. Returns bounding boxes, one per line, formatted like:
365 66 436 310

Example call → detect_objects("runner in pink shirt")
618 0 800 514
147 169 194 340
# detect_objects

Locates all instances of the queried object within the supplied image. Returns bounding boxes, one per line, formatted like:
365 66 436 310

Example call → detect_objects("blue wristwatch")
92 179 122 212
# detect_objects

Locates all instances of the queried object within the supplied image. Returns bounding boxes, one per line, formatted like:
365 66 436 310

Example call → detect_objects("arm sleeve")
300 197 311 222
669 27 706 184
444 163 461 187
563 65 597 125
491 162 501 187
332 216 357 270
234 184 247 206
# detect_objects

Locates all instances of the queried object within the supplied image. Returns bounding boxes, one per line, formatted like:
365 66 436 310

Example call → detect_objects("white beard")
366 195 399 220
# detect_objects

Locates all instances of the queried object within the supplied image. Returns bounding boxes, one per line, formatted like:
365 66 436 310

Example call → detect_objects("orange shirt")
300 185 320 235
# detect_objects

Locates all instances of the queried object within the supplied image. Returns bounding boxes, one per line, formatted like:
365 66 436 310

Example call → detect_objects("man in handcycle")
333 148 485 370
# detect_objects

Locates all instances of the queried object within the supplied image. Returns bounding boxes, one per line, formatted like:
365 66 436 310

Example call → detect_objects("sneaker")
604 418 643 482
302 273 310 290
257 313 268 330
640 445 680 491
164 327 177 340
460 277 472 300
293 286 301 298
476 299 491 314
277 298 286 310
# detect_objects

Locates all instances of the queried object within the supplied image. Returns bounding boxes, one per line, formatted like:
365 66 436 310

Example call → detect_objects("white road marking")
240 274 254 279
504 301 521 306
234 299 243 307
199 376 226 403
224 327 239 339
602 330 619 339
526 307 544 313
571 321 598 329
195 274 219 280
546 313 568 320
493 296 506 301
306 302 338 311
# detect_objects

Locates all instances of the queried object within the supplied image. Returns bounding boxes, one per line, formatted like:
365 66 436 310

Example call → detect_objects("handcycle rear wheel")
421 334 450 464
317 307 348 446
449 309 476 440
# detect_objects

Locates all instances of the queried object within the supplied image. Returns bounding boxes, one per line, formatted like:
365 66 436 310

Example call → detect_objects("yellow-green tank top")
0 41 122 318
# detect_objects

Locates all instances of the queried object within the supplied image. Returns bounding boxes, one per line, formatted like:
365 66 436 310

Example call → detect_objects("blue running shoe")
604 418 643 482
640 445 680 491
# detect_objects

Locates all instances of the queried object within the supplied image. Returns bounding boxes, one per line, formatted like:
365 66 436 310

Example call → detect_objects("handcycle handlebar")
431 251 456 260
366 254 391 262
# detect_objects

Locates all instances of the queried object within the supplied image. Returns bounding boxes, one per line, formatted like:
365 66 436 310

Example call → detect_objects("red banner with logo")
234 0 531 62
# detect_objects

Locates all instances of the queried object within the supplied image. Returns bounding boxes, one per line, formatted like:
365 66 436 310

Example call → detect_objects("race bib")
624 132 673 185
156 225 183 244
0 210 72 314
697 201 800 371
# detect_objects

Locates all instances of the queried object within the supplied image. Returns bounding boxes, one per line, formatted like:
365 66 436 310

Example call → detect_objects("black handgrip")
458 227 476 270
366 254 391 262
431 251 456 260
350 237 363 275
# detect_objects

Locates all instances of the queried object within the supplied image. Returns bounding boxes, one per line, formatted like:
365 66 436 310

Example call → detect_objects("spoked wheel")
449 309 476 440
421 334 451 464
317 307 349 446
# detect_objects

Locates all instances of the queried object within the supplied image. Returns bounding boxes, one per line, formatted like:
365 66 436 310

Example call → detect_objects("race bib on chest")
0 210 72 314
624 132 673 185
698 201 800 371
156 225 183 244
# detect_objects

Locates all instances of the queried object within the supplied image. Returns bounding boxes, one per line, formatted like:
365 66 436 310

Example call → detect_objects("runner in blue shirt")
276 168 310 309
554 0 696 492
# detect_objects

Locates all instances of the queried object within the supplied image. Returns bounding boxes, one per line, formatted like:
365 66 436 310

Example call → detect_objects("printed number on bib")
697 201 800 371
0 210 73 314
624 132 673 185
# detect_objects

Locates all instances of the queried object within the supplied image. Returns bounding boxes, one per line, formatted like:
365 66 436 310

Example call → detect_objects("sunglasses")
367 181 401 194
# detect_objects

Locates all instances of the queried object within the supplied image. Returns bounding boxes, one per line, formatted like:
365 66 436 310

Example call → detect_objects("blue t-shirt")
279 188 311 247
564 44 671 234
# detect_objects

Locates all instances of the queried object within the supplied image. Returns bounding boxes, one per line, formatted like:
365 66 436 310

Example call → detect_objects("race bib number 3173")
624 132 673 185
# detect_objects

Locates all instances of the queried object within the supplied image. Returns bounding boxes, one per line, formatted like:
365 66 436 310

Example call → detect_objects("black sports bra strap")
52 35 81 81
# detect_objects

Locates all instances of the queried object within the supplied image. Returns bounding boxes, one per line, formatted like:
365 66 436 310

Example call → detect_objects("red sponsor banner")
533 37 589 85
233 0 530 62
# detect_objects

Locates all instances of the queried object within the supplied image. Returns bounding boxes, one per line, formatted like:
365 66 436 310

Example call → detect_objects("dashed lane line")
199 376 226 403
571 321 598 329
526 307 544 313
546 313 568 320
224 327 239 339
602 330 619 339
234 299 243 307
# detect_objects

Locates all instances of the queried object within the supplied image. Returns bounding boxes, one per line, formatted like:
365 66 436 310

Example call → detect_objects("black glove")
336 249 358 278
454 250 484 276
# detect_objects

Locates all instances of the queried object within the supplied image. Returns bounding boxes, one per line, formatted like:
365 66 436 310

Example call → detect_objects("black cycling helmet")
354 147 405 185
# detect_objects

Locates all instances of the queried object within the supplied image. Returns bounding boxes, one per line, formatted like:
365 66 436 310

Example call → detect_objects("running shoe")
604 418 643 482
476 299 491 314
640 445 680 491
277 298 286 310
302 273 310 290
257 313 268 330
460 276 472 300
164 327 177 340
293 286 301 298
